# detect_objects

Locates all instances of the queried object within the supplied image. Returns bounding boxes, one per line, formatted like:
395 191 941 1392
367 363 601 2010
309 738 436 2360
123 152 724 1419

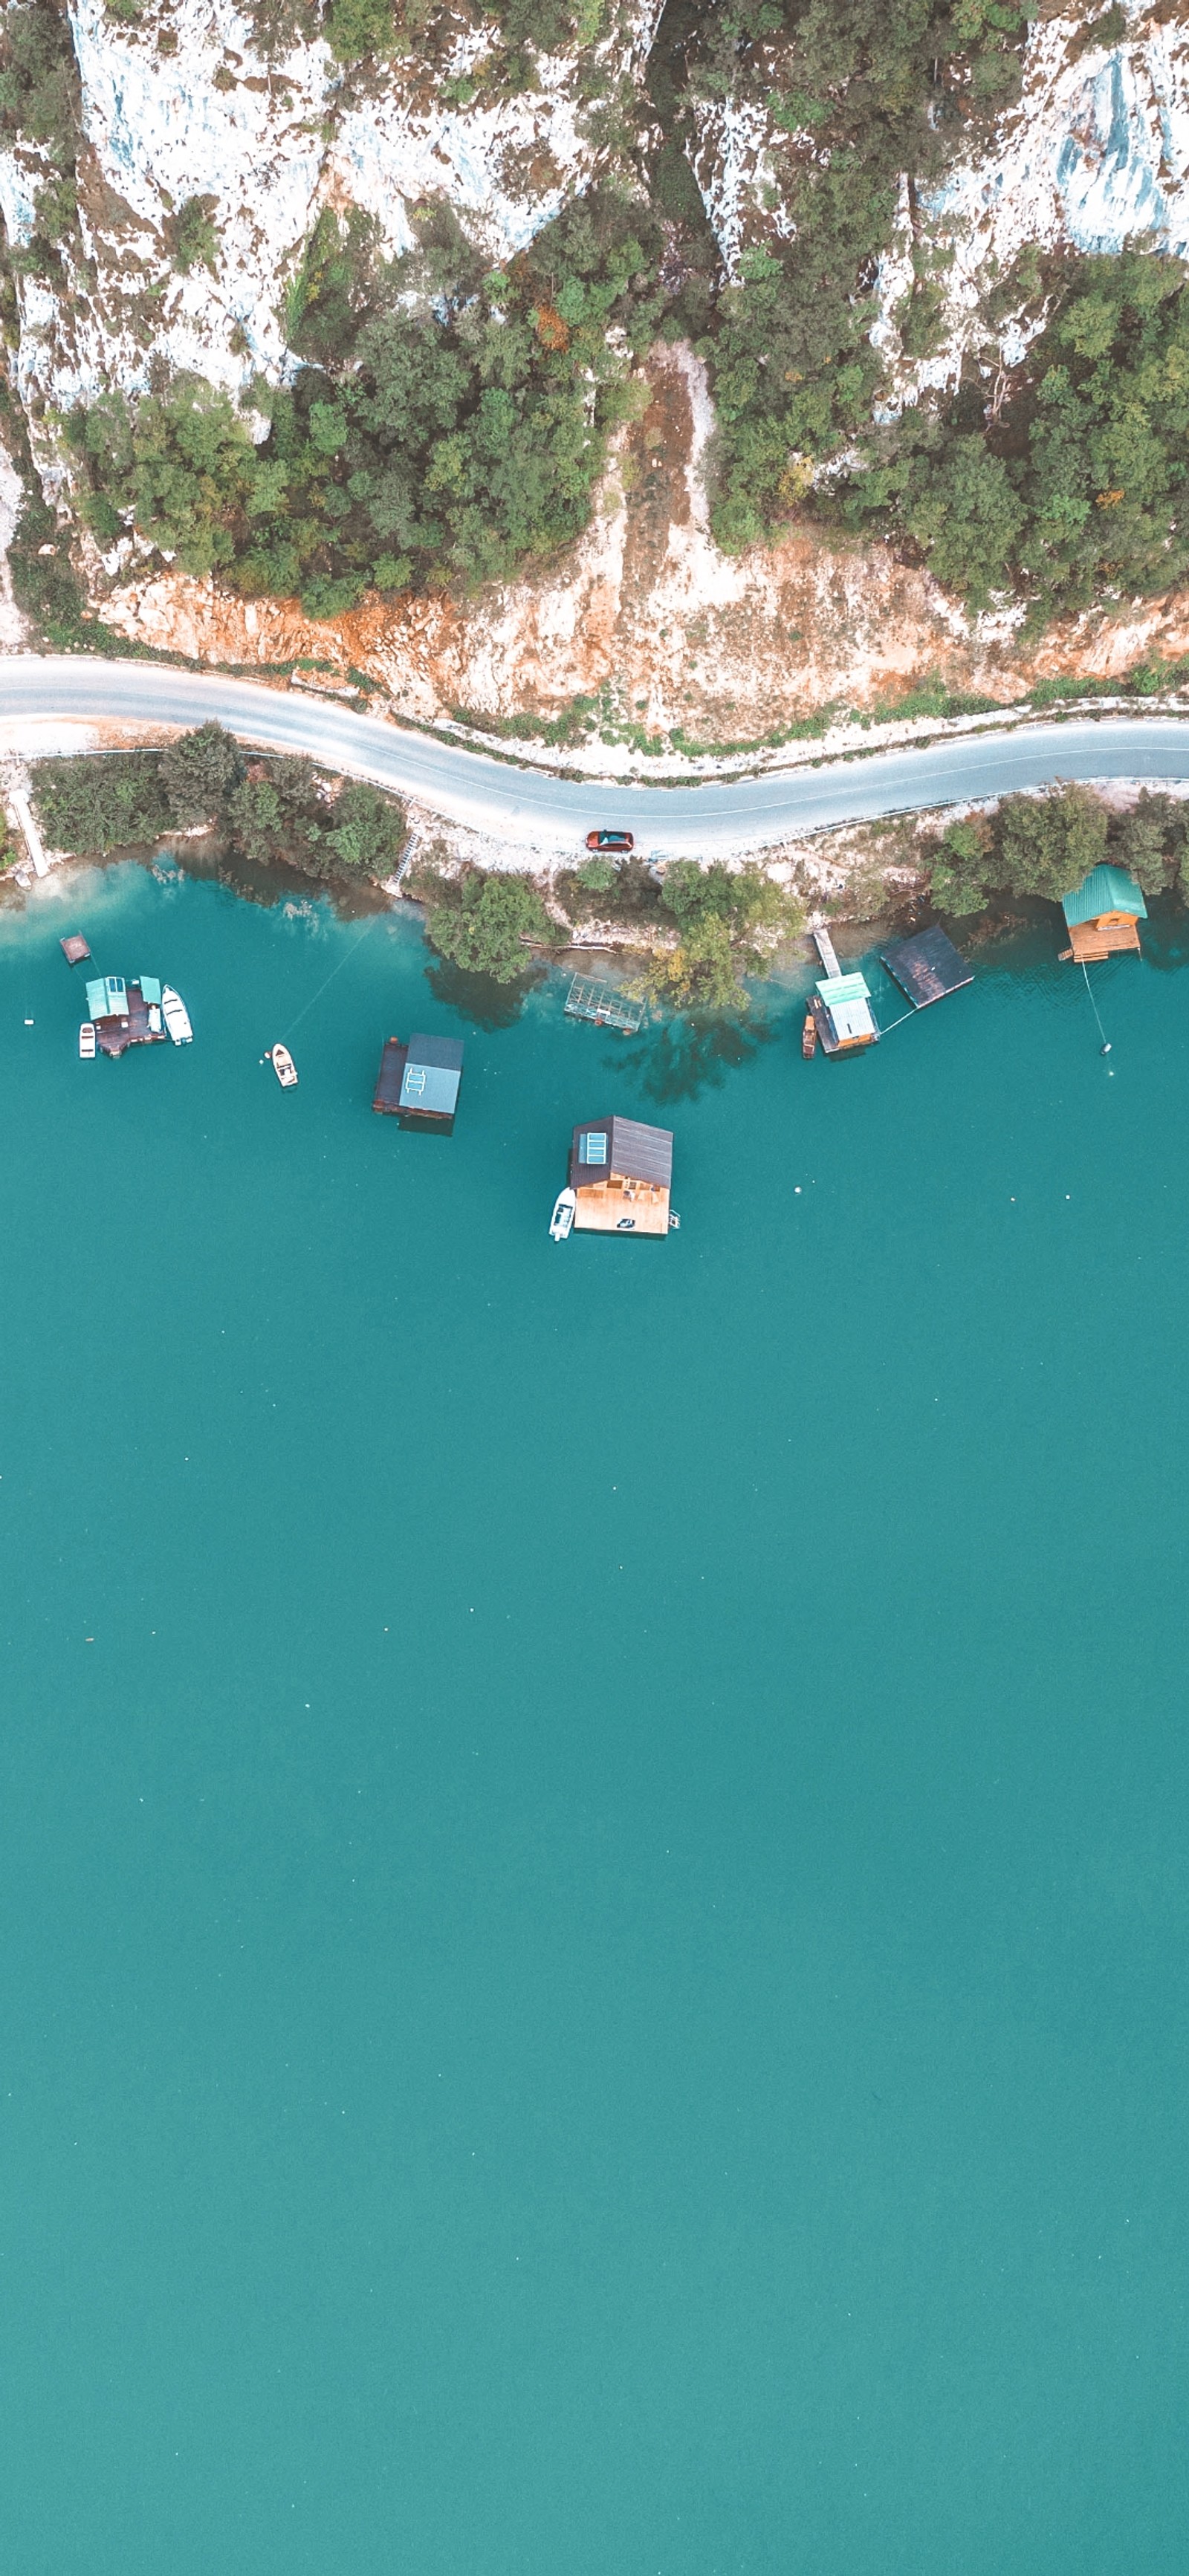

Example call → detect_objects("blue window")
584 1132 607 1165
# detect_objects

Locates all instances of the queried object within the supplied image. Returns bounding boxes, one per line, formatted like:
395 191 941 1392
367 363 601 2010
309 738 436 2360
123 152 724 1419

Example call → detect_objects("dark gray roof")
572 1115 673 1186
406 1031 464 1072
880 926 973 1008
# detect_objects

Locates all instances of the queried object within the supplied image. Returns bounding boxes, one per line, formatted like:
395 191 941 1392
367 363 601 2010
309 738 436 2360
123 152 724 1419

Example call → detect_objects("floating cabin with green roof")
1060 866 1147 964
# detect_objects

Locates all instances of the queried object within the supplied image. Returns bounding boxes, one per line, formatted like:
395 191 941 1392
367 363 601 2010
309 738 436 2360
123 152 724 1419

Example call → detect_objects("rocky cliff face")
0 0 1187 730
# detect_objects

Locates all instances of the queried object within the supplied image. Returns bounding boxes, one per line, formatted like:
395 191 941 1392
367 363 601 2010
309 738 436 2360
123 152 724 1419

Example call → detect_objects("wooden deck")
574 1185 670 1236
1068 918 1141 962
372 1036 408 1112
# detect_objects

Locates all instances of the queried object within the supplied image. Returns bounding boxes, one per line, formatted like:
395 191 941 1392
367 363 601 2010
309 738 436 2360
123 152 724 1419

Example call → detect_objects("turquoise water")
2 857 1188 2575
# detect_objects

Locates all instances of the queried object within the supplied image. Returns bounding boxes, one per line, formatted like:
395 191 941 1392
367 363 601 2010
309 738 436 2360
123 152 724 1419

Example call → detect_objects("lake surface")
1 857 1188 2575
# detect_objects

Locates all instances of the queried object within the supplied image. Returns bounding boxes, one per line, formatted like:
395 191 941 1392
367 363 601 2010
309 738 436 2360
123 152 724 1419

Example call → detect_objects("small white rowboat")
78 1021 96 1060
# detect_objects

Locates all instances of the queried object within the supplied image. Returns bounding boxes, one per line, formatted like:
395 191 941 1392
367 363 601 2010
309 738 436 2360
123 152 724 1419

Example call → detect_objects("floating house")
569 1115 673 1235
84 974 167 1058
881 926 973 1009
1060 865 1147 962
372 1031 464 1132
807 927 878 1057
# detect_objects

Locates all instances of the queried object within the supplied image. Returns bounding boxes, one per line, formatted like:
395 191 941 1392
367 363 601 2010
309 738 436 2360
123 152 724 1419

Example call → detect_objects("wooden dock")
1068 918 1141 962
372 1036 408 1113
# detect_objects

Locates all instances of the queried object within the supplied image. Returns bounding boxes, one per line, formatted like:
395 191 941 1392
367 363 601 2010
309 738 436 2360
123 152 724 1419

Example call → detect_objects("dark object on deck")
801 1008 817 1060
60 933 91 967
373 1031 464 1131
881 925 973 1009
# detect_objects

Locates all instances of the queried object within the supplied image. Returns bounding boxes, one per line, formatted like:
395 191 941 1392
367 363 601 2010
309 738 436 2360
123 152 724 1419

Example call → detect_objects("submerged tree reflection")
424 955 539 1031
617 1008 777 1104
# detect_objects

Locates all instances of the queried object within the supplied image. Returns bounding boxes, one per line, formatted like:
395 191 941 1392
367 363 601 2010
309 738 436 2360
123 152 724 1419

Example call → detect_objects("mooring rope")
275 909 385 1050
1081 958 1112 1056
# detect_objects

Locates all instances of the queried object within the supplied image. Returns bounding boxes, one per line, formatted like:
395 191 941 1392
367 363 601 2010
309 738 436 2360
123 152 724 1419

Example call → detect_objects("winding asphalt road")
4 655 1189 854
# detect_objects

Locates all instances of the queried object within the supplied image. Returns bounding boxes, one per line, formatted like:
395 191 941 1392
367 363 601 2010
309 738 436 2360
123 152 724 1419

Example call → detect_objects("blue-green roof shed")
1061 865 1148 929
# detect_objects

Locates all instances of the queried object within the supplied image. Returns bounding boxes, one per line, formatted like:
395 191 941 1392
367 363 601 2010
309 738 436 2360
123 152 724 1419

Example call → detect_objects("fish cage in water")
564 976 645 1036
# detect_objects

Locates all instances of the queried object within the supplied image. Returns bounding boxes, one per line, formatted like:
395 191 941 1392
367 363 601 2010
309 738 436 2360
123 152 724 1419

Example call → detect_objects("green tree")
994 784 1109 902
326 782 406 875
323 0 392 61
661 857 799 943
928 813 993 913
1112 791 1188 896
903 438 1026 611
426 870 552 981
227 776 282 862
651 912 748 1013
31 752 170 854
161 721 245 824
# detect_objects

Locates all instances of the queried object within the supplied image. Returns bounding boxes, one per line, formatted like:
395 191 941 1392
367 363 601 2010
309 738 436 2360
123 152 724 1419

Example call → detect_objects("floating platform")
373 1032 464 1131
569 1114 673 1236
564 975 645 1036
880 926 973 1009
85 973 167 1057
1060 864 1145 963
60 933 91 967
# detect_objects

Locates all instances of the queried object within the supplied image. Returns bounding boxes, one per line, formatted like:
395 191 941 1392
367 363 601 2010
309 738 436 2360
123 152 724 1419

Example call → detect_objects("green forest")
31 727 407 883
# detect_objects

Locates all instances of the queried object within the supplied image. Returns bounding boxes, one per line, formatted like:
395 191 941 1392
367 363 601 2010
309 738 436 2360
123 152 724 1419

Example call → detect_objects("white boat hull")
78 1021 95 1060
161 984 192 1044
549 1187 576 1242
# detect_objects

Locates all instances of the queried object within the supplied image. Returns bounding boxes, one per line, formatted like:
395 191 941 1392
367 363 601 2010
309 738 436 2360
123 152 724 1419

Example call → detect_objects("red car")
586 828 634 853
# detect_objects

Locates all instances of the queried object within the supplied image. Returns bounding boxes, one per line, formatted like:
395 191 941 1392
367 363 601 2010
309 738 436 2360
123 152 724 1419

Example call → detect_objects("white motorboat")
549 1187 576 1242
161 984 192 1045
269 1043 298 1089
78 1021 96 1060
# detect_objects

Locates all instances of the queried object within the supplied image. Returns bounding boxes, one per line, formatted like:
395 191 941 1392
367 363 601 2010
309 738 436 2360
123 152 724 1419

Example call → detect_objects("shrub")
576 853 617 892
168 194 220 277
